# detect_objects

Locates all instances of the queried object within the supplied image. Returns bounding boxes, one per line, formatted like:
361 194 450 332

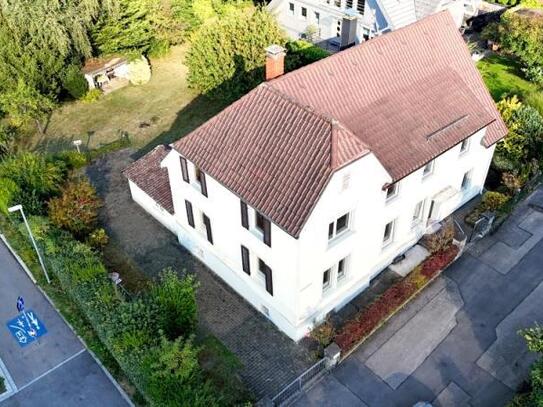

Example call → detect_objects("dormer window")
422 160 434 178
385 182 399 201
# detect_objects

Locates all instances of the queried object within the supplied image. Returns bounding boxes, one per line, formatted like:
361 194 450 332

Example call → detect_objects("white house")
124 12 507 341
267 0 478 47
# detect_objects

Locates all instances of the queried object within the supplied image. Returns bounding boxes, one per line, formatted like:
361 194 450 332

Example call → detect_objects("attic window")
356 0 365 14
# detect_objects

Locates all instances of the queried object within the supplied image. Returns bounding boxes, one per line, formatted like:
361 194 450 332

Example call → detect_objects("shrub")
82 89 102 103
0 124 18 159
127 56 152 85
310 318 335 348
48 179 102 239
52 151 88 170
0 178 20 215
62 64 89 99
150 269 198 340
285 40 330 72
421 218 455 254
502 172 525 193
86 228 109 249
0 152 64 214
186 7 285 101
482 191 511 211
522 324 543 353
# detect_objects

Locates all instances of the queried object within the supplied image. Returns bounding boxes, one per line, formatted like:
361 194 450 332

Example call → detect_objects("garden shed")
82 56 130 93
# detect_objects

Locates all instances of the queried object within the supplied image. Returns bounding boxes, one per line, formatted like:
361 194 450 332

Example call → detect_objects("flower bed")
334 244 459 354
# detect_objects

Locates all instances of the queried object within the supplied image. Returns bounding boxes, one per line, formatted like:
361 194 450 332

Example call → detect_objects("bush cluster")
28 218 220 406
420 218 455 254
334 244 459 352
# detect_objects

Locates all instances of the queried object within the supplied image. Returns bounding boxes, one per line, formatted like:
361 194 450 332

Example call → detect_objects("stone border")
338 244 464 362
0 235 134 407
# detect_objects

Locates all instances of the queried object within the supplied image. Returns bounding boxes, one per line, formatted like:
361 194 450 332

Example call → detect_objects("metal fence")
271 357 328 406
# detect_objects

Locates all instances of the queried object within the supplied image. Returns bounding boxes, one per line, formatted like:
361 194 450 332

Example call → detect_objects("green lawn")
477 54 543 114
31 46 226 155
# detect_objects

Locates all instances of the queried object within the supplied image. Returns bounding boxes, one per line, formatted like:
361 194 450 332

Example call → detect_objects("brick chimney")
265 45 286 81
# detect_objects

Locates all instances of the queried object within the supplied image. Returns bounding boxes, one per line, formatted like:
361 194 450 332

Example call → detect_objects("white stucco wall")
130 127 495 341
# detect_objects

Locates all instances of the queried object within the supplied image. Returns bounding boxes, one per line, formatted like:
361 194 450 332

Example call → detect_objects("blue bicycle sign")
6 309 47 347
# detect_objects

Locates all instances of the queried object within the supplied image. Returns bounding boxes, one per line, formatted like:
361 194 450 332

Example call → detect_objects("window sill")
381 239 394 251
327 229 354 250
385 194 399 205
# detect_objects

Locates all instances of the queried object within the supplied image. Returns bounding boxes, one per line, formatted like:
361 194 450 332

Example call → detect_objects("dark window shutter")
259 260 273 296
263 218 271 247
180 157 189 183
185 200 194 228
203 214 213 244
199 171 208 197
240 201 249 229
241 246 250 275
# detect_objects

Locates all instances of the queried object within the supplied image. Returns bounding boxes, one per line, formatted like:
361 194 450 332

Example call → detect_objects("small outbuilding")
82 56 130 93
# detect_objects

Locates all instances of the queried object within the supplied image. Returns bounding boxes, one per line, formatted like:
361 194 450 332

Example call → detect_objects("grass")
477 54 543 114
29 45 226 155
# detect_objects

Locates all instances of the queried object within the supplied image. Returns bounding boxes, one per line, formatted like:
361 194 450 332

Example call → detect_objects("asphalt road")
0 239 131 407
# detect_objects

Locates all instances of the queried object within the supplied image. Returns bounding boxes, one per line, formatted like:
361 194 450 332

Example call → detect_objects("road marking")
17 348 86 392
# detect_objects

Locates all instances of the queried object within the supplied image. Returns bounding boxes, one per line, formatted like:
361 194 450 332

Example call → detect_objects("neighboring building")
267 0 477 47
82 56 130 93
124 12 507 341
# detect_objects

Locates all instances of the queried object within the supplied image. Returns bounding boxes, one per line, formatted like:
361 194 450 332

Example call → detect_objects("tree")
48 179 102 239
62 64 89 99
186 7 285 101
0 80 56 134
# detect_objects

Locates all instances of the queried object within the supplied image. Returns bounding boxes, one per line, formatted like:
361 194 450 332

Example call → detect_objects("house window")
459 138 470 154
180 157 189 183
412 200 424 226
289 2 294 14
356 0 365 14
259 259 273 295
383 220 395 246
385 182 399 201
301 6 307 18
255 210 272 247
202 213 213 244
334 0 341 7
461 170 472 190
328 213 349 240
346 0 353 8
315 11 320 24
185 200 195 228
195 167 208 197
323 269 331 291
241 245 250 275
422 160 435 178
337 258 346 281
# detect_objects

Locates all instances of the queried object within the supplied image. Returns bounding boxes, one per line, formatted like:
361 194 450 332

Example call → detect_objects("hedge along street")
0 239 130 406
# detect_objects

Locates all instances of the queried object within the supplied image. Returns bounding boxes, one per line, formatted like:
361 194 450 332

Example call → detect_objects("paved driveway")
297 190 543 407
0 240 130 407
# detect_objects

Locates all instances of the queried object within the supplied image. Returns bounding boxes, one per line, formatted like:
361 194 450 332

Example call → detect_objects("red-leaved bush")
334 244 459 352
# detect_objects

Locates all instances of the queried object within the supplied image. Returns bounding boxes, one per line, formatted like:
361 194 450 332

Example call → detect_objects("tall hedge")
186 7 285 101
27 217 220 406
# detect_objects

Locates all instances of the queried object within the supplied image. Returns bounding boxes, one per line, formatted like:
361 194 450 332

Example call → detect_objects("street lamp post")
8 204 51 284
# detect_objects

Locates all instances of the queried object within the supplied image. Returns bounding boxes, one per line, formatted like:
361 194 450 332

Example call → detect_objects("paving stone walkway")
86 149 313 399
296 186 543 407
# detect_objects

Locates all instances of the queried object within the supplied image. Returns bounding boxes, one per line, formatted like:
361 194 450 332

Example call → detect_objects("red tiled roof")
140 11 506 238
173 85 370 236
123 146 174 214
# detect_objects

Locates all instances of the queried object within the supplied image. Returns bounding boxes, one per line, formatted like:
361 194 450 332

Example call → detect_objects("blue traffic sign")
16 296 24 313
6 310 47 347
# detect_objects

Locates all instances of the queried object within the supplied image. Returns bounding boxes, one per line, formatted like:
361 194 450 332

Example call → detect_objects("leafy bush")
82 89 102 103
48 179 102 239
0 152 64 214
310 318 335 348
482 191 511 211
128 56 152 85
27 218 223 405
86 228 109 249
52 151 88 170
0 124 18 159
510 326 543 406
421 218 455 254
285 40 330 72
62 64 89 99
186 7 285 101
150 269 198 340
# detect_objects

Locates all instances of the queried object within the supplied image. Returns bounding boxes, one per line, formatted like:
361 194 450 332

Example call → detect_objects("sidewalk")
0 240 131 406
